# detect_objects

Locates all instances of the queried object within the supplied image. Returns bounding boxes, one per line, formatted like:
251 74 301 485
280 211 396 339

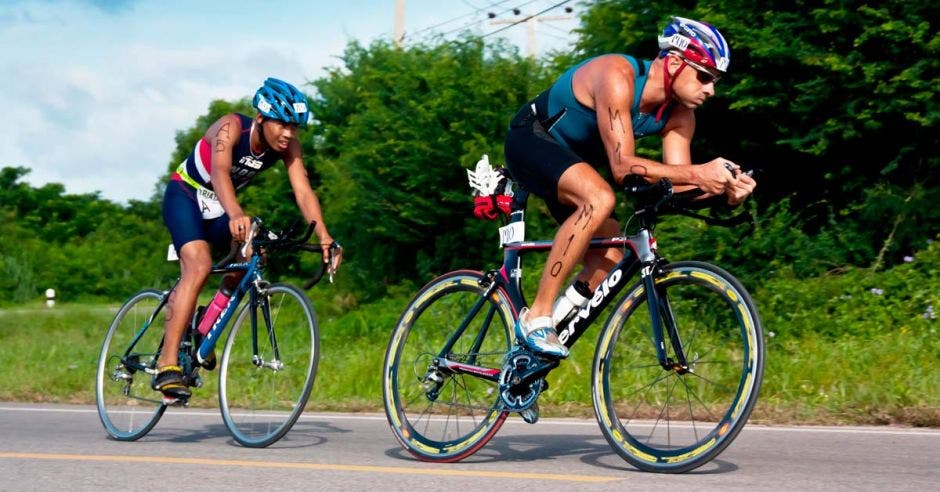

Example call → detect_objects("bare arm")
584 56 732 194
283 141 343 270
206 114 252 242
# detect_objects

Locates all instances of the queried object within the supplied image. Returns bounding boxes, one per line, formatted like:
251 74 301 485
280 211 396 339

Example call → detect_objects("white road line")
2 405 937 436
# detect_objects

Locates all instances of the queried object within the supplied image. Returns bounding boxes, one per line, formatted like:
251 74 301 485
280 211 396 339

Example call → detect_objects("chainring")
498 349 546 412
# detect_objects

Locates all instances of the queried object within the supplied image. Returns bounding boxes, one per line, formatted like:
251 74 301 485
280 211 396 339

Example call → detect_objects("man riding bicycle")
156 77 342 399
504 16 756 359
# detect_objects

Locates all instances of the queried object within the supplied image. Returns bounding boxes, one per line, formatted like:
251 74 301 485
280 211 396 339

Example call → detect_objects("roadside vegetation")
1 1 936 426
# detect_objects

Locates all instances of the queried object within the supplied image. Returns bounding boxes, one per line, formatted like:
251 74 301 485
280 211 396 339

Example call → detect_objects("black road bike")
382 173 764 473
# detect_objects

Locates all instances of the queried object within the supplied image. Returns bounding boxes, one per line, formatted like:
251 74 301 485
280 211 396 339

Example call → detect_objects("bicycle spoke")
594 262 764 472
384 272 511 461
96 290 167 441
220 284 318 447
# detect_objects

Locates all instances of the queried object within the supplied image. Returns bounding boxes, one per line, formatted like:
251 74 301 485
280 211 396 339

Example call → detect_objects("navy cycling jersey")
172 114 282 191
541 55 670 166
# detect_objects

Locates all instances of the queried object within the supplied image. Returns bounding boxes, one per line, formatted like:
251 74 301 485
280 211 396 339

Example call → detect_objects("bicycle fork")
643 263 691 374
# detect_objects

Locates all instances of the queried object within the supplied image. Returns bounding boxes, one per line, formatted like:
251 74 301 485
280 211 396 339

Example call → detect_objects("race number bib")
197 187 225 219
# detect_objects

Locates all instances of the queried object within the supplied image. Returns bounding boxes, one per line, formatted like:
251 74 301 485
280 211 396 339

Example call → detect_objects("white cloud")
2 0 579 203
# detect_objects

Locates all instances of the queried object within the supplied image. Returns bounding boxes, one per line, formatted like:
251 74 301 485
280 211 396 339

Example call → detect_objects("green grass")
1 264 937 427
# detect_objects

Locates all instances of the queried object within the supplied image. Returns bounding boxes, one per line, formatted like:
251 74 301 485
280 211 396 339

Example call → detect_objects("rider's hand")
726 172 756 206
229 214 252 243
324 239 343 275
693 158 738 195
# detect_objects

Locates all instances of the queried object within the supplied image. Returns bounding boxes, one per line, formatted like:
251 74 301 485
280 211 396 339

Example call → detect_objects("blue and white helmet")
658 16 730 72
252 78 310 126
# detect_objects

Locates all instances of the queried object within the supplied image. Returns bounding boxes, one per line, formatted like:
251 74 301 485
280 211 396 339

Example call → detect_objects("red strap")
656 58 687 122
473 195 512 220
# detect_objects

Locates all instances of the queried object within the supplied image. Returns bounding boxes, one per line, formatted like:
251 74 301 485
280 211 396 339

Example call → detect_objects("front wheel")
383 270 515 462
593 261 765 473
219 283 319 447
95 289 168 440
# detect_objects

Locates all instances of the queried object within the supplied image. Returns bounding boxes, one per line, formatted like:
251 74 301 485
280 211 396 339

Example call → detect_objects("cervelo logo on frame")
558 268 623 344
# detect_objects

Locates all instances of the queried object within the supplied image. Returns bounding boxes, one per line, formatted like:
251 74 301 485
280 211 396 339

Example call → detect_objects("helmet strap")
656 55 688 122
251 118 271 156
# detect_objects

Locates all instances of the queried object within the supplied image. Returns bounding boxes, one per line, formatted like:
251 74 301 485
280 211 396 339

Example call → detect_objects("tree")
572 0 939 270
309 38 550 297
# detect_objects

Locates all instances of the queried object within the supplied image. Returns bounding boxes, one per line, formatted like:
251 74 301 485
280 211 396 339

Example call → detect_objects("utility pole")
489 7 573 58
394 0 406 47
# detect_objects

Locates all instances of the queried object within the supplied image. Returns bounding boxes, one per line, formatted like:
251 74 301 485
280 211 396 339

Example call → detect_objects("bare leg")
527 163 616 319
158 240 212 368
576 218 624 289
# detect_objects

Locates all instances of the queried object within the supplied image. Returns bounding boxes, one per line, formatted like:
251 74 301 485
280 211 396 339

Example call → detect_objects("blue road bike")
96 219 337 447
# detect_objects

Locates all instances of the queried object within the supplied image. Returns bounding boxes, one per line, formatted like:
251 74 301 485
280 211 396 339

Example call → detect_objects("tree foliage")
308 38 550 297
573 0 939 269
2 1 936 306
0 167 175 303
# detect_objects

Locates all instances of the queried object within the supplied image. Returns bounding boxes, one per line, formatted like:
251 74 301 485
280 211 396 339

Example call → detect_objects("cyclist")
155 77 342 399
504 16 755 359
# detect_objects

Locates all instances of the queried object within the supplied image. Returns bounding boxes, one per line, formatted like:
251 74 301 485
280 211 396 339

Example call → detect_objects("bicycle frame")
117 251 271 375
438 189 688 380
197 254 267 364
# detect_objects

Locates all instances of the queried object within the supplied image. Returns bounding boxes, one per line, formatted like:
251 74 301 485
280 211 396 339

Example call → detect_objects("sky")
1 0 581 203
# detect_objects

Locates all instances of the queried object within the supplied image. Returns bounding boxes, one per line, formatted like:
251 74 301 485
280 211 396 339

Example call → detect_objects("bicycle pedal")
519 402 539 424
162 396 189 407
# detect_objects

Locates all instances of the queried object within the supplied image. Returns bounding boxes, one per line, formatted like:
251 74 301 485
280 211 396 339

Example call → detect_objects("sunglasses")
686 60 721 85
695 69 720 84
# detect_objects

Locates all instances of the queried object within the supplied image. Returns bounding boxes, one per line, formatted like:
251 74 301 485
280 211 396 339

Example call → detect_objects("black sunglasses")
695 68 721 85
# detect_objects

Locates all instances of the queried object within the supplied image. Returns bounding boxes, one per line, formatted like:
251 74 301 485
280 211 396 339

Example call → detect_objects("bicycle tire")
593 261 765 473
219 283 319 447
95 289 168 441
383 270 514 462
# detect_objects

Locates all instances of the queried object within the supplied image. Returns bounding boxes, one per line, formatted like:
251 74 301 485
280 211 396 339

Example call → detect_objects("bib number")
498 222 524 246
197 187 225 219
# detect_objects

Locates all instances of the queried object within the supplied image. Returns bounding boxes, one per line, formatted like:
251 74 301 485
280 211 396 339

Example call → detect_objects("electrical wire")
437 0 542 38
409 0 513 39
481 0 574 38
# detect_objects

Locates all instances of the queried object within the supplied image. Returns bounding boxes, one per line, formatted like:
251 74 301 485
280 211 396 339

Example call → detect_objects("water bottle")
551 280 592 327
196 287 232 336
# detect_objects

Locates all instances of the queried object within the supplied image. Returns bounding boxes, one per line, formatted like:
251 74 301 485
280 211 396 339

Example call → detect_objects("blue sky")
1 0 580 202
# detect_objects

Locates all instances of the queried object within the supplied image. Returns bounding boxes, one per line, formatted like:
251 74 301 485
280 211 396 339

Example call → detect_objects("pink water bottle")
197 288 231 336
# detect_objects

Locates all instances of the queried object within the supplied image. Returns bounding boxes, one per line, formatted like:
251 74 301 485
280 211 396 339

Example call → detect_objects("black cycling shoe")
152 365 192 399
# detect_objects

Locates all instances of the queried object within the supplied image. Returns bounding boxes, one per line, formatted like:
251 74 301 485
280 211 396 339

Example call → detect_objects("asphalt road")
1 402 937 491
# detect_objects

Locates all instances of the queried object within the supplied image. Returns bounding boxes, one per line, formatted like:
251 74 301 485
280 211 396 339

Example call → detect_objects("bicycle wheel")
383 270 515 462
96 289 168 440
593 261 764 473
219 283 319 447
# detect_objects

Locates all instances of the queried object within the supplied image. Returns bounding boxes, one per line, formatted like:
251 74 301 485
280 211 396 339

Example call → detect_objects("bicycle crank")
497 348 554 412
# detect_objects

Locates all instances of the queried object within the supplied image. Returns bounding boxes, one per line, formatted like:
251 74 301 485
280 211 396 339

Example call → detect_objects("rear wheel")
383 271 514 462
96 289 167 441
593 261 764 473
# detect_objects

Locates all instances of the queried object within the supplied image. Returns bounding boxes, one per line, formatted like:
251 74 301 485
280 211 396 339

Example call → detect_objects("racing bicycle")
96 219 338 447
382 167 765 473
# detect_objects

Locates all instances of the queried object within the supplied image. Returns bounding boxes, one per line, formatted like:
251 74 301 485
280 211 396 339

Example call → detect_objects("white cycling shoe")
514 308 569 359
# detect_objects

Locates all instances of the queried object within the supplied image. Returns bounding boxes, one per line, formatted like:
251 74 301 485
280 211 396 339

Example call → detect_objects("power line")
438 0 542 38
482 0 574 39
409 0 513 39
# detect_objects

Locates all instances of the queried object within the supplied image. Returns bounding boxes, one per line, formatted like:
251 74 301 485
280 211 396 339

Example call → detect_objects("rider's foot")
152 365 192 399
519 402 539 424
514 308 569 359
